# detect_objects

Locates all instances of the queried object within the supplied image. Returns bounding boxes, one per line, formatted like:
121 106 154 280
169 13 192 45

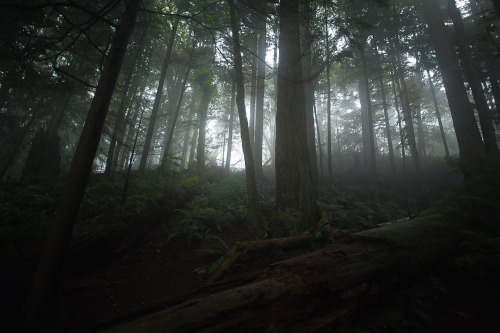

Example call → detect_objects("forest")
1 0 500 331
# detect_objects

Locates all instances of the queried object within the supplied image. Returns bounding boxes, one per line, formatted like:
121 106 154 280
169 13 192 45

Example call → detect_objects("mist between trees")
1 0 500 330
2 0 499 184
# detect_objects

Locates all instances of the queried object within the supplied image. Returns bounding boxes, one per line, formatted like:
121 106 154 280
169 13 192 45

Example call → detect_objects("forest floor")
1 162 500 332
57 210 257 333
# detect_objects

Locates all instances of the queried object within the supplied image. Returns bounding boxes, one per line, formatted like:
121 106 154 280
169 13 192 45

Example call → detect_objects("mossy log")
100 214 462 333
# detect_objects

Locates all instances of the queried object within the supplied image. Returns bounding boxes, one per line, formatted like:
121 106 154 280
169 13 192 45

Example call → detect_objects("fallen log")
100 214 463 333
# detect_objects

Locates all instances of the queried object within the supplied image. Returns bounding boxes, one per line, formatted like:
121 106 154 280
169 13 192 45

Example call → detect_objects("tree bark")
448 0 499 157
360 47 380 203
302 0 318 189
100 214 462 333
421 0 485 160
255 4 266 180
275 0 318 235
227 0 267 237
23 1 140 329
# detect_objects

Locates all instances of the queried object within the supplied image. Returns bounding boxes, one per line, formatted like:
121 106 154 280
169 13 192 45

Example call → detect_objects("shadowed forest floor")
1 161 500 332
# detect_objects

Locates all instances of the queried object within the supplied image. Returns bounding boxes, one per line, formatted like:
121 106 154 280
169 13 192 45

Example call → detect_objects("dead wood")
100 214 462 333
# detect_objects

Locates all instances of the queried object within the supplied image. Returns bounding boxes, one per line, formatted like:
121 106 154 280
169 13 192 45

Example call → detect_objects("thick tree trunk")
227 0 266 237
100 214 462 333
448 0 499 157
421 0 485 159
360 47 380 203
275 0 318 235
23 1 140 330
302 0 318 188
139 15 180 172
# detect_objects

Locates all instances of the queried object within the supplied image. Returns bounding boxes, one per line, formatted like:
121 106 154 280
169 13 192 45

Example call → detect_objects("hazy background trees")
1 0 499 329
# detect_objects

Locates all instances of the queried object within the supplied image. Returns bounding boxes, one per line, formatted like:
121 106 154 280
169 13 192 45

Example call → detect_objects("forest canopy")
2 0 499 183
1 0 500 331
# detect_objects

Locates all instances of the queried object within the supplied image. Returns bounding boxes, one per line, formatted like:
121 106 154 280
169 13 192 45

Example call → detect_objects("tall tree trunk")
104 23 147 175
255 6 266 180
394 45 425 196
225 78 236 175
161 69 185 157
275 0 318 235
180 107 195 169
249 34 257 150
122 104 145 204
23 1 139 329
426 70 450 157
485 63 500 121
114 47 153 170
358 60 371 167
314 100 323 180
196 86 211 172
376 47 396 174
326 18 333 187
117 73 150 171
360 47 380 203
139 15 180 171
302 0 318 187
416 105 427 159
421 0 485 159
227 0 267 237
391 61 406 170
448 0 499 157
189 118 198 165
161 41 195 168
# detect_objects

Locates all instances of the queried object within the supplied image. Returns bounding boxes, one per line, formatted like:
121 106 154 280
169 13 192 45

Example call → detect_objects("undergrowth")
167 174 249 249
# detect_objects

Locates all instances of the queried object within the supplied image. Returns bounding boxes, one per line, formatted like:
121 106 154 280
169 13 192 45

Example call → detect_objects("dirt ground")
55 210 256 333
